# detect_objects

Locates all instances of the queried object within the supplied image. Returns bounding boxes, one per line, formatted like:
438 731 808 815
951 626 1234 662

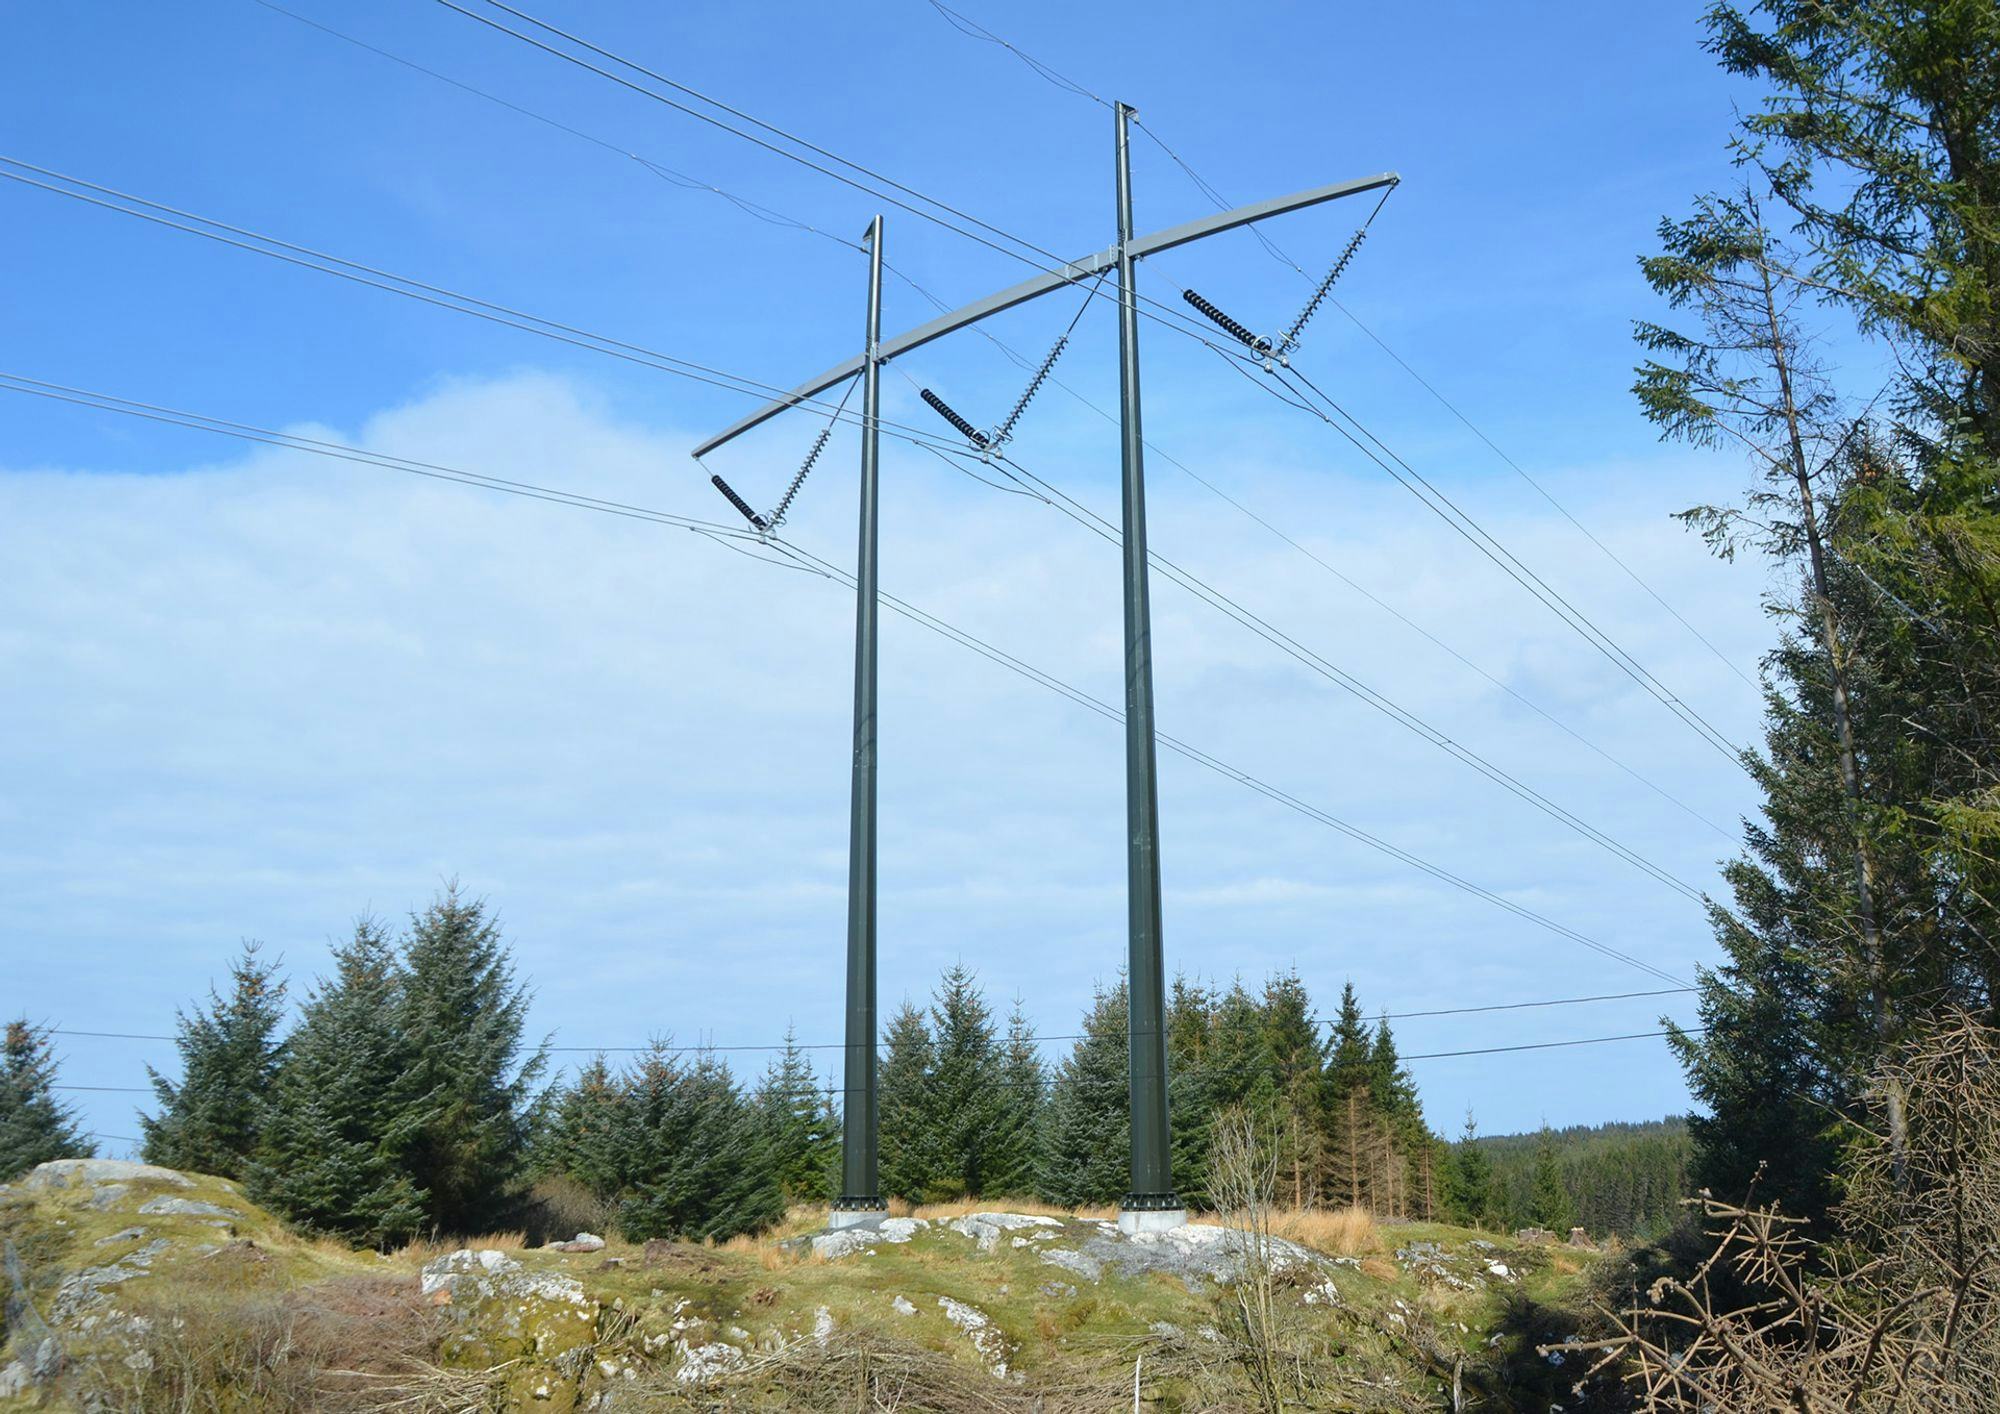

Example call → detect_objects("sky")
1 1 1831 1154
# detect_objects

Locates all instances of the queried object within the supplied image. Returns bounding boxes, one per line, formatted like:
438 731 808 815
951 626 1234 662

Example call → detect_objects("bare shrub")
518 1174 618 1247
627 1325 1146 1412
1570 1009 2000 1411
65 1272 442 1413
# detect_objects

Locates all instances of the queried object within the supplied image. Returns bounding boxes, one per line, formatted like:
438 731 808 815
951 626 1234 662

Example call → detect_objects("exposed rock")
420 1248 600 1372
1077 1219 1324 1286
92 1227 149 1248
137 1196 238 1219
549 1232 606 1253
1037 1247 1104 1282
939 1296 1013 1381
891 1295 917 1316
16 1160 193 1193
944 1211 1061 1253
808 1215 928 1259
674 1340 745 1385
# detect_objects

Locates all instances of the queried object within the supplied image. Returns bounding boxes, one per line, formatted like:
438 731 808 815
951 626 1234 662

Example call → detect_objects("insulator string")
765 372 858 529
990 275 1100 448
1182 288 1269 354
709 473 767 529
1280 227 1368 356
920 387 991 448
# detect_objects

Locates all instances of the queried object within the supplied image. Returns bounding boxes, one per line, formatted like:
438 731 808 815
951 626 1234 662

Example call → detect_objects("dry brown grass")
69 1273 442 1413
1187 1203 1380 1256
1273 1204 1380 1256
907 1196 1118 1223
387 1230 527 1265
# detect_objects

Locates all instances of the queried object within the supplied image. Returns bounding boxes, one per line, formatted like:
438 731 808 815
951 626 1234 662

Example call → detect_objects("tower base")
1117 1197 1188 1235
827 1196 889 1231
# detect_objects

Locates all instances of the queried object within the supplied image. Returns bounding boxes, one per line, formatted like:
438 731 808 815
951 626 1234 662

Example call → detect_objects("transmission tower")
696 106 1395 1233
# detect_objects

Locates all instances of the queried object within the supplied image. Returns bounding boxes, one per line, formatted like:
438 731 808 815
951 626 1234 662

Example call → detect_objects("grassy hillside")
1 1161 1632 1411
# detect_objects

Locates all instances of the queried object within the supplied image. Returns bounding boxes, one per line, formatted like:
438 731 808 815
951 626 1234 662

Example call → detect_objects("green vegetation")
0 1021 92 1182
1466 1117 1692 1239
140 940 285 1181
0 1154 1614 1412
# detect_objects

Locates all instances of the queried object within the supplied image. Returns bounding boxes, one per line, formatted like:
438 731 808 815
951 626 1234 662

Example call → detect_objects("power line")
1069 83 1761 693
49 986 1698 1056
903 4 1740 835
53 1025 1705 1105
341 0 1747 824
1278 362 1749 764
258 0 1739 849
428 0 1267 361
1329 303 1763 693
920 0 1109 109
0 158 1721 912
1382 986 1694 1022
4 372 1692 989
0 157 980 463
1208 352 1752 767
250 0 870 254
910 432 1713 906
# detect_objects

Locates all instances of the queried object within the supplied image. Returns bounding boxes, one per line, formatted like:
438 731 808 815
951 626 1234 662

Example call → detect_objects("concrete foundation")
826 1207 888 1232
1116 1206 1189 1236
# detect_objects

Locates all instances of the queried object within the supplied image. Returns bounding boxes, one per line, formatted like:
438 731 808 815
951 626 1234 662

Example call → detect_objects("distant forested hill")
1466 1117 1691 1239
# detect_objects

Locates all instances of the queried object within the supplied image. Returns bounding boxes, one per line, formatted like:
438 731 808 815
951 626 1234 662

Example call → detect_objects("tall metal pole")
831 214 887 1228
1113 103 1183 1232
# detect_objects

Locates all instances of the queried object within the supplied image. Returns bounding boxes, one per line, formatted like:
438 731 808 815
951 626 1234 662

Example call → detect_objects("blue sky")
4 2 1827 1152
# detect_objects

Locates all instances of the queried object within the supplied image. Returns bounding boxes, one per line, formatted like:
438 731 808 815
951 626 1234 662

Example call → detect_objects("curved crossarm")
692 170 1399 458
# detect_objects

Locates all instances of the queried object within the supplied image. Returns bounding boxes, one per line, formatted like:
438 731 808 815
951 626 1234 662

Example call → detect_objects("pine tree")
248 920 425 1246
142 941 286 1179
533 1054 628 1199
1165 975 1218 1204
922 966 1007 1200
1644 4 2000 1226
1528 1124 1575 1232
616 1047 783 1242
754 1026 837 1204
984 999 1045 1198
877 1001 936 1203
1204 980 1273 1118
1261 970 1324 1209
1446 1110 1493 1227
0 1020 92 1181
1320 981 1373 1207
397 887 545 1234
1036 982 1128 1207
1367 1014 1426 1216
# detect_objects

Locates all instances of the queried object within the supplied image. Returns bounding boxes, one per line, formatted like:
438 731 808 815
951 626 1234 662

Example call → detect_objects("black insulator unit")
920 387 991 448
1182 288 1271 354
710 473 768 530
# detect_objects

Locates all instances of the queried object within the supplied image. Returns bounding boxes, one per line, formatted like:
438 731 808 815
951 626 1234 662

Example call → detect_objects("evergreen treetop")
0 1019 93 1182
396 886 546 1235
247 919 425 1246
141 940 286 1181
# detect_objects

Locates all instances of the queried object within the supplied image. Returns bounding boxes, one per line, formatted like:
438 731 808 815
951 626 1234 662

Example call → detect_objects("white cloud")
3 370 1767 1140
